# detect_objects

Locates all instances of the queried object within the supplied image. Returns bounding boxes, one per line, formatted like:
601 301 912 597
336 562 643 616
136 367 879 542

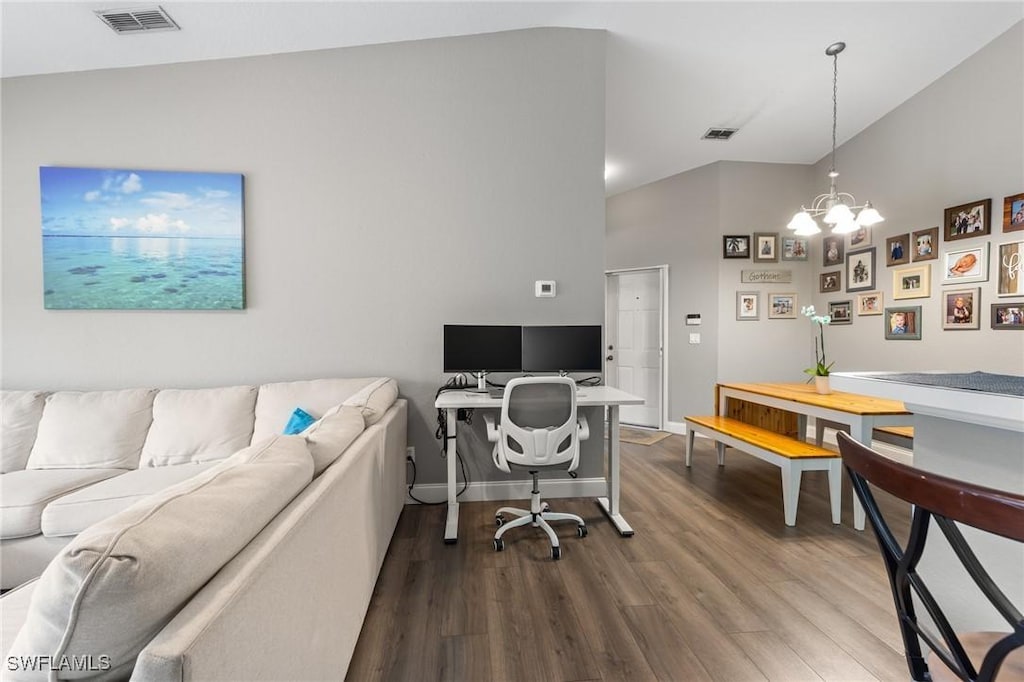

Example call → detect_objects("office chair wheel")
495 514 504 527
493 538 504 552
541 502 551 512
551 546 561 561
577 524 588 538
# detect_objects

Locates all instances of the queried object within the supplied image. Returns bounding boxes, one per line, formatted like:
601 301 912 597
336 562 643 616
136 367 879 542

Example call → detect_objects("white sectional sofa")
0 377 407 680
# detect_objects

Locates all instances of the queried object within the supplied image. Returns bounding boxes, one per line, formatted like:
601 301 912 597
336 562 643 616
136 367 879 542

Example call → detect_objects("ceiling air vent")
702 127 738 141
95 6 180 34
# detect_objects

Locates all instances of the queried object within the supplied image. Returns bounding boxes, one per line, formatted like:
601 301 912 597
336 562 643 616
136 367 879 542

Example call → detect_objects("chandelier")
788 42 883 236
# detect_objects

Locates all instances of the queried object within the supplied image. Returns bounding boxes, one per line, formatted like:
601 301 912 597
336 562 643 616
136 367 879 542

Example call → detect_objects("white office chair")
483 376 590 560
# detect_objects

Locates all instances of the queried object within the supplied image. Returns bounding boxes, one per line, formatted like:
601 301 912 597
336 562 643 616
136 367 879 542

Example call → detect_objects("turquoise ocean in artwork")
43 235 244 310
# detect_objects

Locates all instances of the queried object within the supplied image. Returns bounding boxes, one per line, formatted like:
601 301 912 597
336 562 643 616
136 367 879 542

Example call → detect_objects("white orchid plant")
801 305 833 378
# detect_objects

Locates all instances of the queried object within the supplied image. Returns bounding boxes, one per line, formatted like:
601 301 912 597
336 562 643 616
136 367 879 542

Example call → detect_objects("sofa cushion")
302 404 365 476
40 462 218 538
6 434 313 681
141 386 257 466
0 469 126 539
1 391 47 473
26 389 156 470
342 377 399 426
1 579 37 660
252 378 384 442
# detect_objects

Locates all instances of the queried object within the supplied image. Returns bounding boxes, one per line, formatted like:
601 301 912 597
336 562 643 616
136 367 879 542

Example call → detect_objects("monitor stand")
466 372 489 393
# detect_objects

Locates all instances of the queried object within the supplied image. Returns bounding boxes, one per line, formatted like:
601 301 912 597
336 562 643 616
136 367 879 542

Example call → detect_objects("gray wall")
607 161 816 420
808 21 1024 374
607 22 1023 422
0 28 608 488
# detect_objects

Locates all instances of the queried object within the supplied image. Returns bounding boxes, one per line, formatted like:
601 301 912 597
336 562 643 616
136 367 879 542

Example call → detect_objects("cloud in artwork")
140 191 193 210
109 217 131 230
202 188 230 199
121 173 142 194
136 213 190 233
84 190 101 202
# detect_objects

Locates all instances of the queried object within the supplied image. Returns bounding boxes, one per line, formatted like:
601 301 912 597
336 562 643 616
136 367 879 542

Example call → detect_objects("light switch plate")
688 333 701 344
535 280 556 297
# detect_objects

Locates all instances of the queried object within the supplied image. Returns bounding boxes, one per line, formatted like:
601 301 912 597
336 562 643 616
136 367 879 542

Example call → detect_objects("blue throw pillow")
283 407 316 435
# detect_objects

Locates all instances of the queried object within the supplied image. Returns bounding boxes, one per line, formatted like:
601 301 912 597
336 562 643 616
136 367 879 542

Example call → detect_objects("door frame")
604 265 669 430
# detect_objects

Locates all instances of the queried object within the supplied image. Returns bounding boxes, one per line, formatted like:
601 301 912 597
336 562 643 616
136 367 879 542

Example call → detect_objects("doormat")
616 427 672 446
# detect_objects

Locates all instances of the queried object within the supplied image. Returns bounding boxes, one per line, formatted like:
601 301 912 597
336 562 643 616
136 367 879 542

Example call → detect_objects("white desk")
434 386 644 543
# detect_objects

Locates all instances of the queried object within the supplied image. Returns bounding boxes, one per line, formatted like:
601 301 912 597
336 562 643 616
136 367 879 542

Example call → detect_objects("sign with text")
741 270 793 283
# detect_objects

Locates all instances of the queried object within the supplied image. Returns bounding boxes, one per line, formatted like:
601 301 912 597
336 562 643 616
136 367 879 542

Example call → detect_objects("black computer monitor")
443 325 523 391
521 325 603 374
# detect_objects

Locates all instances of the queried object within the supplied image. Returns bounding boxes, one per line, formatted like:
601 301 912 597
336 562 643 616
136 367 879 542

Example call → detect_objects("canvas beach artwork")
40 167 245 310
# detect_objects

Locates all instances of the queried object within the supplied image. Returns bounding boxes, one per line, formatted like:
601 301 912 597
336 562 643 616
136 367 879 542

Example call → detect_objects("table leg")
443 408 459 544
597 404 634 536
850 419 871 531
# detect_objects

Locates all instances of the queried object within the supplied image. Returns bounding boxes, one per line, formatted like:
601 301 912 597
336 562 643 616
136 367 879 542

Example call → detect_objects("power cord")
406 375 476 505
406 451 468 505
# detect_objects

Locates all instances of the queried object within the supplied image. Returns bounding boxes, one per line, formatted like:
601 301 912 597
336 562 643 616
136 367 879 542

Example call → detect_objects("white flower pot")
814 375 831 395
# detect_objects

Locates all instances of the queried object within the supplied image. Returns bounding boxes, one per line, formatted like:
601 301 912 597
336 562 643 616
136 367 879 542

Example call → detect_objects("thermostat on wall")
686 314 702 326
535 280 556 298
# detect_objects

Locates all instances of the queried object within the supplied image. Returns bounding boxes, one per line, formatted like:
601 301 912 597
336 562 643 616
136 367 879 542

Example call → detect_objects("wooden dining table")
715 381 913 530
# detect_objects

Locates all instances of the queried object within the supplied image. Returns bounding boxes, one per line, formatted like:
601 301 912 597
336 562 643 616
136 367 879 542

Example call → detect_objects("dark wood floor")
347 434 911 682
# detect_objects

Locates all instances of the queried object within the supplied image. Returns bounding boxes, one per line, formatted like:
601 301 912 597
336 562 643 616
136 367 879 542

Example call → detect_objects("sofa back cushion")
251 378 394 442
26 389 156 470
342 377 399 426
303 404 365 477
6 434 313 681
1 391 47 473
140 386 257 467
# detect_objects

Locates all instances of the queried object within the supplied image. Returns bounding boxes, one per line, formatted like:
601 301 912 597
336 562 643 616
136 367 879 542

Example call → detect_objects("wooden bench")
684 415 841 527
816 419 914 450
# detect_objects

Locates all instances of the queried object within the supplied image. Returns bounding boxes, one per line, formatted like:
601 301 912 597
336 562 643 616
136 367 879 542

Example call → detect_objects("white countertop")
830 371 1024 433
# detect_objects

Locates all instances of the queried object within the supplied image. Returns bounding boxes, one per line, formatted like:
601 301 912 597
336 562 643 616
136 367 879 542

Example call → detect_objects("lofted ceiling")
2 1 1021 196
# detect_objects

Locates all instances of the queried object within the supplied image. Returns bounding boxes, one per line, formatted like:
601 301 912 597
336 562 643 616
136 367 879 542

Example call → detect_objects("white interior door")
605 269 663 428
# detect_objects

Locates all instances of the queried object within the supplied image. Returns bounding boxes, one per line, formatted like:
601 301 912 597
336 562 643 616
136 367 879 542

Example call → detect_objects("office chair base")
493 508 586 560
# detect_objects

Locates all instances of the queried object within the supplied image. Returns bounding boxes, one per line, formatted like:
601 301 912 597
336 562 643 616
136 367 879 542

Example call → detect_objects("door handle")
606 355 614 361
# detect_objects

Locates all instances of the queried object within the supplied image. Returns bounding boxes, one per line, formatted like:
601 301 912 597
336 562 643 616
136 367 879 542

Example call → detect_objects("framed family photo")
942 287 980 330
781 236 809 261
892 264 931 300
723 235 750 259
822 235 844 268
820 271 841 293
943 243 989 284
1004 192 1024 233
846 247 876 293
847 226 871 250
827 300 852 325
911 226 939 262
768 292 798 319
943 198 991 242
886 233 910 267
884 306 922 340
998 241 1024 296
991 303 1024 329
736 291 760 320
753 232 779 263
856 292 883 316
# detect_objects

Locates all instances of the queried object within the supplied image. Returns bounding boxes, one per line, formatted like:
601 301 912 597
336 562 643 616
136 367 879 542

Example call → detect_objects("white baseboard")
665 420 687 435
405 477 606 505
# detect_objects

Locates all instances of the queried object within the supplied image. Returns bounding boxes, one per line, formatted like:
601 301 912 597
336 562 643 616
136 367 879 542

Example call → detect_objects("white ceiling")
2 2 1021 196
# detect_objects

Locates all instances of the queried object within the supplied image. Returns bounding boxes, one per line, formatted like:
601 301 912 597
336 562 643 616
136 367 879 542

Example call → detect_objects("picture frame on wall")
847 226 871 250
943 198 991 242
768 292 797 319
723 235 750 259
846 247 876 293
1003 192 1024 233
736 291 760 320
911 226 939 262
856 292 883 316
891 264 931 300
942 243 989 284
885 306 922 340
820 271 841 293
781 237 809 261
822 235 845 268
942 287 980 330
752 232 779 263
998 241 1024 297
886 234 910 267
827 300 852 325
991 302 1024 329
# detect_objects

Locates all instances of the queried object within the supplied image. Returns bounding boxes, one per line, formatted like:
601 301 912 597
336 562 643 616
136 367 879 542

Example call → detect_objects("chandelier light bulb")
787 211 818 232
832 216 860 235
823 202 853 225
856 202 884 226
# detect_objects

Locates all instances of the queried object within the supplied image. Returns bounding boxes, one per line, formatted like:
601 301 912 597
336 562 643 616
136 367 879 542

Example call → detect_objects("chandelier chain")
831 50 838 175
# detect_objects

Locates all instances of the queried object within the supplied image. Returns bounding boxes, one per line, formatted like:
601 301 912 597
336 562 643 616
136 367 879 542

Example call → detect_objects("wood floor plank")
621 604 713 682
732 631 824 682
439 634 491 682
